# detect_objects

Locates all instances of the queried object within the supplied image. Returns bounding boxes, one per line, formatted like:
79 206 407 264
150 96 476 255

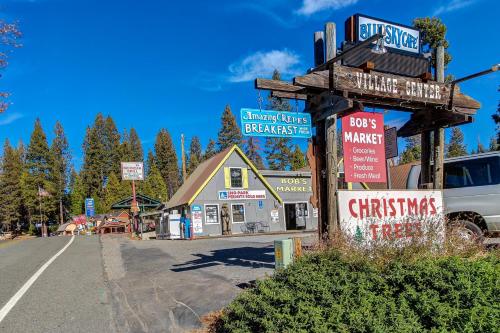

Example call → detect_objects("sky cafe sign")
240 108 312 139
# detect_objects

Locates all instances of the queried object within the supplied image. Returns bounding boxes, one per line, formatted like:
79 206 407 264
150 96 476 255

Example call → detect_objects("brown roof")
165 146 233 209
366 161 419 190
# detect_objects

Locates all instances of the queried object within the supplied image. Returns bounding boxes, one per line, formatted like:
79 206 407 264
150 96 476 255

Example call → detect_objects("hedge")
215 251 499 333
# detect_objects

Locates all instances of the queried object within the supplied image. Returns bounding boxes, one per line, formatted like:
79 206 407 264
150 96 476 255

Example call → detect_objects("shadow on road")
171 245 275 272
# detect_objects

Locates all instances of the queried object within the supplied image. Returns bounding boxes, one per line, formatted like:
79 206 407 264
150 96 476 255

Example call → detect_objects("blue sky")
0 0 499 169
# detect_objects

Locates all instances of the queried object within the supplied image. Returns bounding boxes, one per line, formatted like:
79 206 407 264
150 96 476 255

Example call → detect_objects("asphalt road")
0 236 113 333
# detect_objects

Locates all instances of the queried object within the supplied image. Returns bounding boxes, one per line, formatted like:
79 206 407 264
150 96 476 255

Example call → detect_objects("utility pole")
433 45 445 189
181 134 187 182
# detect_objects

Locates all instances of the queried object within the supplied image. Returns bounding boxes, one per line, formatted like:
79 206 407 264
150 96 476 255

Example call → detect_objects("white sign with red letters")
338 190 444 243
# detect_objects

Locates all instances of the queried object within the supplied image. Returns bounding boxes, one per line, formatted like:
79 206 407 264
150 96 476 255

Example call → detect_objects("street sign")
342 111 386 183
121 162 144 180
85 198 95 217
240 108 312 139
384 127 398 159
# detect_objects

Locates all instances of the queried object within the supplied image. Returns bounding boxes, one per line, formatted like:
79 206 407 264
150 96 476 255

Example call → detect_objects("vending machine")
168 213 181 239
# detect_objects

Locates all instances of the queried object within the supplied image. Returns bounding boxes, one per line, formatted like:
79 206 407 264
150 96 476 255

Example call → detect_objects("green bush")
28 223 37 236
216 251 499 333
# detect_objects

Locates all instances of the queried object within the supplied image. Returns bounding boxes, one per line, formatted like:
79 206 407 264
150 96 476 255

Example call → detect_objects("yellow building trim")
187 145 283 205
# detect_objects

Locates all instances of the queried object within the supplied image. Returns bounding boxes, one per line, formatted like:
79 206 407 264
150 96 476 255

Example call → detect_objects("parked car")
406 151 500 238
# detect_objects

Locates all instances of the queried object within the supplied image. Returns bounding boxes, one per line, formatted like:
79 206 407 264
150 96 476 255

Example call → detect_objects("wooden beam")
271 91 307 100
254 78 303 93
359 61 375 72
397 111 472 137
293 72 328 90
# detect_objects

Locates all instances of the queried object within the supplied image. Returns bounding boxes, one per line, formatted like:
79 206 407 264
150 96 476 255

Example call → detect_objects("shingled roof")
165 145 282 209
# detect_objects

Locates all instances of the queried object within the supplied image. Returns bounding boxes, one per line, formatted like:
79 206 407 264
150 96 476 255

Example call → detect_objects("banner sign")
240 108 312 139
338 190 444 243
357 14 420 54
218 190 266 200
73 214 87 225
85 198 95 217
342 111 386 183
121 162 144 181
191 205 203 234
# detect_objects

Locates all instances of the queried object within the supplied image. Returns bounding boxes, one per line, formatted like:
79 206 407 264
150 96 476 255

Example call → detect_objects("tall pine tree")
49 121 71 224
245 137 264 169
154 129 179 198
0 140 23 231
69 168 85 216
145 149 156 176
265 69 293 170
142 163 168 202
400 136 422 164
290 145 307 171
217 104 242 151
102 172 130 212
104 116 121 176
187 136 202 174
203 139 217 161
446 127 467 158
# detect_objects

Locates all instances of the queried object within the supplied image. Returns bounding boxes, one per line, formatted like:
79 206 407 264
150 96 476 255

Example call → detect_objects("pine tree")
217 104 242 151
154 129 179 198
265 69 293 170
103 116 121 177
103 172 130 212
49 121 71 224
0 140 23 231
489 137 499 152
24 119 52 224
187 136 202 174
245 137 264 169
119 129 132 162
69 168 85 216
400 136 422 164
129 128 143 162
203 139 216 161
446 127 467 158
142 164 168 202
145 150 156 176
290 145 307 171
413 17 452 68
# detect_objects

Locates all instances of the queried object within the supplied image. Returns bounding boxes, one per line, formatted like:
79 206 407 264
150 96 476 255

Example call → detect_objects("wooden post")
314 31 325 67
181 134 187 182
420 130 432 187
433 45 445 189
325 22 336 61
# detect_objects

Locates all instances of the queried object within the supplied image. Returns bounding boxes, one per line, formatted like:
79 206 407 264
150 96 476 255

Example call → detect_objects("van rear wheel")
452 220 484 243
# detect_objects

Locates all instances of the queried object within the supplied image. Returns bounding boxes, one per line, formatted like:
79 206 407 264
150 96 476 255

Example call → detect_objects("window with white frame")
231 204 245 223
205 204 219 224
230 168 243 188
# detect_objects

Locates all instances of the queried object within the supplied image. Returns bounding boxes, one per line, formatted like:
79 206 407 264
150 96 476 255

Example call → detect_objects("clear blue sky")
1 0 499 169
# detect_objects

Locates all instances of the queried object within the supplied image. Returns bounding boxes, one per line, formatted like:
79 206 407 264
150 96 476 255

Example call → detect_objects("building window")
230 168 243 188
231 204 245 223
205 204 219 224
296 202 309 218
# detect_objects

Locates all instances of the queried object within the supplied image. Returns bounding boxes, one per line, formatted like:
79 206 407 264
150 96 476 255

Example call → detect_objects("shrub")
215 250 499 333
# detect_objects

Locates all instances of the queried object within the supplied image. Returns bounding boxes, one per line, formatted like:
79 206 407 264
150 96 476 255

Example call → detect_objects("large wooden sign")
342 111 386 183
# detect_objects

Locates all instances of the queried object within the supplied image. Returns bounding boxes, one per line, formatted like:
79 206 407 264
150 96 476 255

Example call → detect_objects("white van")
406 151 500 237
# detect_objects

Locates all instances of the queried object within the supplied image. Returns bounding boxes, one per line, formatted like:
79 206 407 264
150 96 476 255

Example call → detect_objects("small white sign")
121 162 144 181
338 190 444 244
218 190 266 200
271 209 279 223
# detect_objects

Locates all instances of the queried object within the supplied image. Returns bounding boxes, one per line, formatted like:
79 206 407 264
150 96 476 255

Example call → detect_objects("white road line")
0 236 75 323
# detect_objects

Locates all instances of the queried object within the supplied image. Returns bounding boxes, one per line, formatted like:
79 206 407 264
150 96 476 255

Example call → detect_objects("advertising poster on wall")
342 111 386 183
191 205 203 234
337 190 444 245
240 108 312 139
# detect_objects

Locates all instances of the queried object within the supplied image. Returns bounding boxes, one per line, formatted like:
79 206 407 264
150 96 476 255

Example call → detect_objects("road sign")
85 198 95 217
384 127 398 159
240 108 312 139
342 111 386 183
121 162 144 180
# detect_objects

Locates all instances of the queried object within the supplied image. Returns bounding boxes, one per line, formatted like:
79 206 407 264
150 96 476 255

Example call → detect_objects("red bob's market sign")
342 111 386 183
338 190 444 244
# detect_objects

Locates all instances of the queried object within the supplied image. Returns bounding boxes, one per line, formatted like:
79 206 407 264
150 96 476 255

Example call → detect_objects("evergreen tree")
103 172 130 212
217 104 242 151
446 127 467 158
129 128 143 162
400 136 422 164
69 168 85 216
49 121 71 224
489 137 499 152
187 136 202 174
103 116 121 177
145 149 156 176
203 139 217 161
493 86 500 150
119 129 132 162
413 17 452 68
245 137 264 169
0 140 23 231
24 119 52 224
142 164 168 202
265 69 293 170
290 145 307 171
154 129 179 198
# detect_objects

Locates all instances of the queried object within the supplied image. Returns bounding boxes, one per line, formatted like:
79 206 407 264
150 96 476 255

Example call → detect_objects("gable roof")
166 145 282 209
110 193 162 210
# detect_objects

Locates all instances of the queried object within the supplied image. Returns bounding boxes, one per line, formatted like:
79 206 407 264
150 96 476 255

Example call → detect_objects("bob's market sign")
348 14 420 54
337 190 444 245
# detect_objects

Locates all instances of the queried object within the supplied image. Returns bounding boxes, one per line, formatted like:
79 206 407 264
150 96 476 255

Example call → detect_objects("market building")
163 145 317 237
